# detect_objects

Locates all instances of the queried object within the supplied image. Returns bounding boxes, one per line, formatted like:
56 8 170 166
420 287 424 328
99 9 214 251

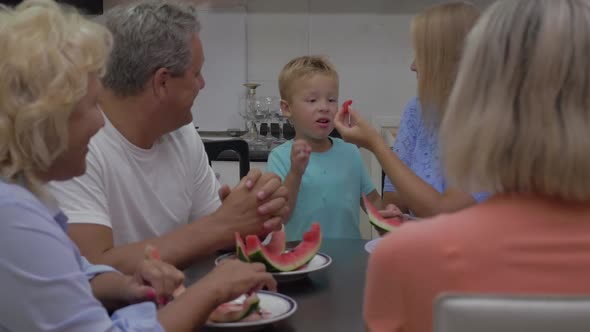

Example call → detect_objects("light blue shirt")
267 138 375 240
0 180 164 332
383 97 489 205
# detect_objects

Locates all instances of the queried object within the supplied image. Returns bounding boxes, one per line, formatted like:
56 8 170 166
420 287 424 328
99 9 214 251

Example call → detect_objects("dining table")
184 239 371 331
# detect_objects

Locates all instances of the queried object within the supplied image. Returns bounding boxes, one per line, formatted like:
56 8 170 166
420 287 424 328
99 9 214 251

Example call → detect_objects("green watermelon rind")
362 195 401 234
367 213 395 234
210 293 260 323
247 245 319 272
238 296 260 321
235 232 250 262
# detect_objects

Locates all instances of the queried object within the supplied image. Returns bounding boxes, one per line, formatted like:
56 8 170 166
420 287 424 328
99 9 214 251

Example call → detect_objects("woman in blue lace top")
335 2 487 218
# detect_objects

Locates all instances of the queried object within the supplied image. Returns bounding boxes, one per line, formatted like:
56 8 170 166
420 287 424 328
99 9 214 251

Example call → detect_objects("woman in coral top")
362 0 590 331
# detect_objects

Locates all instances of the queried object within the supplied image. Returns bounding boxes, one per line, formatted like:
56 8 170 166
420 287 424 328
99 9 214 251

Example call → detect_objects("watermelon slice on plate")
206 291 297 329
245 223 321 272
224 223 331 282
209 293 262 323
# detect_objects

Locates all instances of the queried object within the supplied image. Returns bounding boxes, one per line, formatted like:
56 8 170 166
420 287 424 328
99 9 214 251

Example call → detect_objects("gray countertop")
198 129 272 162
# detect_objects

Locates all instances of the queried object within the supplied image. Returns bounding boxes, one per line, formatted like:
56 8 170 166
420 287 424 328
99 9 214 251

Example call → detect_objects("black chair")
203 139 250 179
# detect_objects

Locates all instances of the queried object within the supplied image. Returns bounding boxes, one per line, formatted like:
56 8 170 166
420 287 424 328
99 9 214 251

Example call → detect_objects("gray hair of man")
101 0 201 97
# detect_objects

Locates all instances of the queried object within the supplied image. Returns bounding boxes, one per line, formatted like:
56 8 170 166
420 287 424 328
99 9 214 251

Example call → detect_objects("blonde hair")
0 0 112 195
441 0 590 201
278 55 339 102
412 1 480 125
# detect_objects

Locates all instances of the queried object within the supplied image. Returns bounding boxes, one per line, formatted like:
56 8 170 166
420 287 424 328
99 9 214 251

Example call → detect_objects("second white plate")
205 291 297 329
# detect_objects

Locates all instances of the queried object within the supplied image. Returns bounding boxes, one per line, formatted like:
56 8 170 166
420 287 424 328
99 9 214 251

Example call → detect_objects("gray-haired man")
49 0 287 274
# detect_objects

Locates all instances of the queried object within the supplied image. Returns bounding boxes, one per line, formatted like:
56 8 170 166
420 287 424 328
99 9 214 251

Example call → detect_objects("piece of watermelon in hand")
342 100 353 126
342 100 353 113
362 194 402 234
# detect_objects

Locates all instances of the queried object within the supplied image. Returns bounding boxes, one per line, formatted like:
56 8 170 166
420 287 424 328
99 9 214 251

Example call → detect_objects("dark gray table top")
184 239 369 332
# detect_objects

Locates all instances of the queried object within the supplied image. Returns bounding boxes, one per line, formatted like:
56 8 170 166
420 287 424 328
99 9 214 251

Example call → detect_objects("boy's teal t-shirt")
266 138 375 241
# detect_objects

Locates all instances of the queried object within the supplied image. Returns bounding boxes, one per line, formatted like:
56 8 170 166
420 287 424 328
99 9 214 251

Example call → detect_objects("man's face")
162 33 205 130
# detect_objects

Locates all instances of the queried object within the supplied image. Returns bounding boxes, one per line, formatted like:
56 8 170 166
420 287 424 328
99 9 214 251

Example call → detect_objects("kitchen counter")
198 127 344 162
198 129 272 162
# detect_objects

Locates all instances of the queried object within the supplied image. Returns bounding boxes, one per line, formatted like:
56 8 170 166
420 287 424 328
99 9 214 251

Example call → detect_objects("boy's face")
281 74 339 141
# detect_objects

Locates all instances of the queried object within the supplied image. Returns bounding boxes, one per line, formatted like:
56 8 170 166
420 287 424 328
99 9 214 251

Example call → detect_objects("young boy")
267 56 397 240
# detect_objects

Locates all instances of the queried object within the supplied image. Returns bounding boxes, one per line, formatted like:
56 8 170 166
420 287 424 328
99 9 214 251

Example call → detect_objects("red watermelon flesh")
235 228 286 262
362 195 402 233
263 228 286 256
245 223 321 272
235 232 250 262
342 99 353 113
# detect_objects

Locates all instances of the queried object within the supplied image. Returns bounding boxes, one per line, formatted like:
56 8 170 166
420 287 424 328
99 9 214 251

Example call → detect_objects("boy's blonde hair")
441 0 590 201
412 1 480 125
278 55 339 102
0 0 113 195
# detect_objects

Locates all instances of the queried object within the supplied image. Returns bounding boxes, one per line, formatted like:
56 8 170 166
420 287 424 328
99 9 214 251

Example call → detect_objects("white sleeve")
46 148 112 228
188 129 221 222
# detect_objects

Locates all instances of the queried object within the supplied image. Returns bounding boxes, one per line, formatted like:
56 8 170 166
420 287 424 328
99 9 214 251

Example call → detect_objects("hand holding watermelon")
333 101 382 150
378 204 403 219
201 259 277 305
362 195 403 234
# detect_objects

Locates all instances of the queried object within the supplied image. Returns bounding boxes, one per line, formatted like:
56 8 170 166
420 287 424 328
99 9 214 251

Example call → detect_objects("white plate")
205 291 297 329
215 252 332 282
365 238 382 254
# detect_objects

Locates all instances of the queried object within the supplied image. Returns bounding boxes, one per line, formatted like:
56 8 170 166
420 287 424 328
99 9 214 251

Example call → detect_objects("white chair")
434 293 590 332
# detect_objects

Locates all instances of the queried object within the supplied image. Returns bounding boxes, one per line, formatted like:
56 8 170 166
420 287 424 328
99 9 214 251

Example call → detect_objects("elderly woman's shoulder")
0 181 46 212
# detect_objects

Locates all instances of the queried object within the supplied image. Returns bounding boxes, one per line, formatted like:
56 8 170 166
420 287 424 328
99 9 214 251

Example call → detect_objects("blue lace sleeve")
383 97 420 193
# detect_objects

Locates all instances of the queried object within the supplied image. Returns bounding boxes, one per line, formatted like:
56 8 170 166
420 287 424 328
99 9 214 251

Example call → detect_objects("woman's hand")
378 204 403 219
333 103 382 150
128 246 185 306
201 260 277 305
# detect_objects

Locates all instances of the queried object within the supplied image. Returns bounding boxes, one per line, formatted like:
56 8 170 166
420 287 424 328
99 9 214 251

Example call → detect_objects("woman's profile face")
44 73 105 181
410 58 418 76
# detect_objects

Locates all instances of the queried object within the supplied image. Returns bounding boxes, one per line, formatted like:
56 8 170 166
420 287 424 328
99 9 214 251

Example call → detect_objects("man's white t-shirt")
48 113 221 246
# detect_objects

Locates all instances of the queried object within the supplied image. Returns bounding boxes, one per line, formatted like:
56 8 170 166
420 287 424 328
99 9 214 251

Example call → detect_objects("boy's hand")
290 139 311 176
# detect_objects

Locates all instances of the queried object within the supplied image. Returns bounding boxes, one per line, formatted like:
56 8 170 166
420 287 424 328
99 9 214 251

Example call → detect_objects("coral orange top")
364 194 590 332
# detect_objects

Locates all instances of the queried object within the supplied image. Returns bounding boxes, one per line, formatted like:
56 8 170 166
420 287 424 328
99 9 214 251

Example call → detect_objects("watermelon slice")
209 293 261 323
264 228 286 255
235 228 286 262
235 232 250 262
245 223 322 272
362 195 402 233
342 99 353 113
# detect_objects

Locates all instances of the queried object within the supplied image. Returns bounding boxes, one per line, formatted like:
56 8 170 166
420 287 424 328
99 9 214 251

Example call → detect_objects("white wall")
245 0 417 129
192 0 420 131
103 0 495 131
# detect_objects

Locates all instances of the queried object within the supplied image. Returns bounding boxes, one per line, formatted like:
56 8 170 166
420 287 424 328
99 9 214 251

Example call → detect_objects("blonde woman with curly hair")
364 0 590 331
0 1 275 331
